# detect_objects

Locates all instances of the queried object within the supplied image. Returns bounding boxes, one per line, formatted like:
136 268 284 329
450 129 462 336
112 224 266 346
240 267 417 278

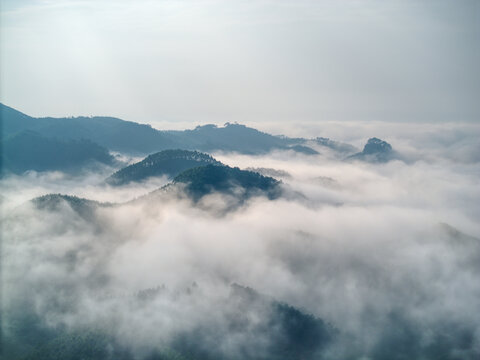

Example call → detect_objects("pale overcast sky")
0 0 479 125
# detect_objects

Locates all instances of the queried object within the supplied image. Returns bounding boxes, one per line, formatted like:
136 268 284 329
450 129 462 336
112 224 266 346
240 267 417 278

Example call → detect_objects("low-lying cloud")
2 122 480 359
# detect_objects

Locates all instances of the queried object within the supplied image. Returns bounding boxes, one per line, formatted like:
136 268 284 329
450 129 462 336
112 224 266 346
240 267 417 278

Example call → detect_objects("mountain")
165 123 319 155
32 194 107 210
229 284 337 358
29 165 282 216
4 283 338 360
1 130 114 175
0 102 40 135
169 283 337 360
29 165 281 215
0 103 179 154
347 137 396 163
106 149 222 186
287 145 319 155
172 164 282 201
315 137 358 154
31 194 110 222
168 123 286 153
0 104 334 156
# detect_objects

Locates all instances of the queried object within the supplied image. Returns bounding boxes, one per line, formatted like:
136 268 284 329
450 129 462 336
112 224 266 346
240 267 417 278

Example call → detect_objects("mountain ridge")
172 164 282 201
1 103 353 157
106 149 222 186
1 130 115 175
29 164 282 213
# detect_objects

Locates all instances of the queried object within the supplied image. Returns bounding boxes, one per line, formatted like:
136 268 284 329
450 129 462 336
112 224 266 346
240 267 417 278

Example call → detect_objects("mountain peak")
363 137 393 155
106 149 222 186
173 164 282 201
347 137 395 163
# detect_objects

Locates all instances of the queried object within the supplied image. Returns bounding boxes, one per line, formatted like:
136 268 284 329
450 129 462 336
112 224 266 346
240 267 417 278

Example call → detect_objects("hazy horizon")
2 1 480 359
1 0 479 125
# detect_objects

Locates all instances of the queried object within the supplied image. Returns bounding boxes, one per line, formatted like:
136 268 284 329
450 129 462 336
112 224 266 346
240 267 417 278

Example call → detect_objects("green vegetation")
1 130 114 175
1 104 330 156
106 150 222 185
173 164 281 201
2 284 337 360
32 194 106 208
31 194 110 222
22 330 125 360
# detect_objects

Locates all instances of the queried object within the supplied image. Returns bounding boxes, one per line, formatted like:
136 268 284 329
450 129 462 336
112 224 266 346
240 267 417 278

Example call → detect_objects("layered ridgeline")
10 177 328 358
1 103 400 175
0 103 178 154
0 103 355 157
105 149 281 200
30 164 282 216
11 190 479 360
1 130 114 175
106 150 222 185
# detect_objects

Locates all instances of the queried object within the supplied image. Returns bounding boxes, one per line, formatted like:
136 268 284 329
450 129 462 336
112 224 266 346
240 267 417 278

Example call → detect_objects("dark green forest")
106 150 222 186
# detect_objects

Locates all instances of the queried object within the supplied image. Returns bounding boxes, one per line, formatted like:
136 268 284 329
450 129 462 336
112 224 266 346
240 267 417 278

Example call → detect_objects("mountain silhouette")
106 149 222 186
347 137 396 162
1 103 343 157
1 130 114 175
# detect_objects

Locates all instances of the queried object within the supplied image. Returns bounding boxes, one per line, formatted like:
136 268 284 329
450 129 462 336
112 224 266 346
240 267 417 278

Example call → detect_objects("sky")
0 0 479 126
2 2 480 357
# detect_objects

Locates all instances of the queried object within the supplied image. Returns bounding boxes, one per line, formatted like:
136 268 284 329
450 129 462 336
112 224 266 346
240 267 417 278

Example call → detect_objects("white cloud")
2 122 480 357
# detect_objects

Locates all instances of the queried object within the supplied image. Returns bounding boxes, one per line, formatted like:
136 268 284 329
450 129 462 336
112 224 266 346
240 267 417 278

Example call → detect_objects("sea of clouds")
2 121 479 359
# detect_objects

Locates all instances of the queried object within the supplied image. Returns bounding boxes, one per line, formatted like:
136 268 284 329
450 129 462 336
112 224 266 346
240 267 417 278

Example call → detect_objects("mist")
1 0 479 124
2 122 480 359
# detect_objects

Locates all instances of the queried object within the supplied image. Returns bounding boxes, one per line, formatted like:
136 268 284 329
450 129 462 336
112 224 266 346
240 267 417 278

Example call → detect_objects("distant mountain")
167 123 289 154
0 104 342 156
287 145 319 155
315 137 358 154
0 102 39 135
246 167 292 179
166 123 319 155
30 165 282 214
1 130 114 175
0 103 178 154
29 165 282 214
32 194 106 210
31 194 111 222
347 137 396 163
106 149 222 186
172 164 282 201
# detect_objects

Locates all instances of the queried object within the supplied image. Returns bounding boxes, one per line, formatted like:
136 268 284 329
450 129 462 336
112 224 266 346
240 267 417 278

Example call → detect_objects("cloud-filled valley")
1 0 479 357
2 109 480 359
